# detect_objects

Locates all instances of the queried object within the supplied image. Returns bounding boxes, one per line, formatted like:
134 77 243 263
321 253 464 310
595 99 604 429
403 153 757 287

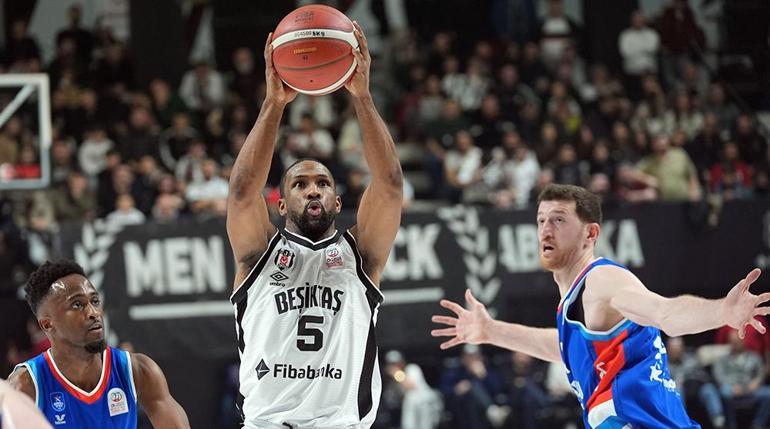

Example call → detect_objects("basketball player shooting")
432 184 768 428
7 259 190 429
226 23 402 429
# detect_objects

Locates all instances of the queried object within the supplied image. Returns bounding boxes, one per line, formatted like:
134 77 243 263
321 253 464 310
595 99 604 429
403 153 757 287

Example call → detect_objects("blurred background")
0 0 769 427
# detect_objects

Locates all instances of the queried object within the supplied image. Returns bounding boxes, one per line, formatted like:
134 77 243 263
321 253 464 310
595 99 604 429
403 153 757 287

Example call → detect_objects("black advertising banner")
57 201 770 360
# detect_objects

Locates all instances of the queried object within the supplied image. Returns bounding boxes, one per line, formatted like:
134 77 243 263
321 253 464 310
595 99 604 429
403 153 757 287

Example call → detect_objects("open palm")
431 289 492 350
722 268 770 338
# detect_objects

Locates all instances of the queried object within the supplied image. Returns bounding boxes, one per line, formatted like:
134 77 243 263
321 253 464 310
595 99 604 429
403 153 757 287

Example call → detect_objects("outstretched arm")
132 353 190 429
595 265 768 338
227 33 296 283
346 22 403 285
1 378 52 429
431 290 562 363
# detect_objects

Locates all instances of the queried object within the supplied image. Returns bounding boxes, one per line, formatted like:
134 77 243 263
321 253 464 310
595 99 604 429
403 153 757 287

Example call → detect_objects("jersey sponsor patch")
325 246 343 268
54 413 67 425
51 392 66 412
254 358 343 381
274 248 296 271
108 387 129 417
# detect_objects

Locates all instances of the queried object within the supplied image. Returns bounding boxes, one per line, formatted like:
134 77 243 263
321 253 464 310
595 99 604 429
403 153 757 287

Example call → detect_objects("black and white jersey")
231 229 383 429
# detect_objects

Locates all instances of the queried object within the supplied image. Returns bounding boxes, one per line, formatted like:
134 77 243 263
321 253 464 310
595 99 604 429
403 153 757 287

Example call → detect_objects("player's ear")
587 222 600 244
38 316 53 334
335 195 342 214
277 198 287 216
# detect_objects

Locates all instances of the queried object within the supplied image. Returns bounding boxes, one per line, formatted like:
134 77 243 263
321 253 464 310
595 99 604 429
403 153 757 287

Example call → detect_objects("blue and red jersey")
15 346 138 428
556 258 700 428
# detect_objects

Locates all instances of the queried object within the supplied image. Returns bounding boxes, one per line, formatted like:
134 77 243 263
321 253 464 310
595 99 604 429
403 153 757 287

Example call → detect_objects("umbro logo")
256 359 270 380
270 271 289 282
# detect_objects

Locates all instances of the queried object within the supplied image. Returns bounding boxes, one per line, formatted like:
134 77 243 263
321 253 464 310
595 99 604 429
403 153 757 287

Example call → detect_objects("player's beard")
290 202 335 242
84 339 106 354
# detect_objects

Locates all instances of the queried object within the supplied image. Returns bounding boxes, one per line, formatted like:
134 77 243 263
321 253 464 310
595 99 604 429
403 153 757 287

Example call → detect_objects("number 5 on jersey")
297 315 324 351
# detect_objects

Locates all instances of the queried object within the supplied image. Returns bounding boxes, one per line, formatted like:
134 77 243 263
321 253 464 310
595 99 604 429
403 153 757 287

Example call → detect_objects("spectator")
616 162 659 202
51 170 97 223
494 64 540 123
13 145 41 180
340 168 367 211
705 83 739 130
175 140 208 186
382 350 443 429
159 112 200 171
503 351 548 429
106 194 146 226
471 94 511 154
78 124 115 179
179 61 226 113
288 95 337 130
667 337 726 429
537 0 582 71
56 4 95 64
733 114 768 167
227 47 260 112
185 159 228 218
664 90 704 139
713 330 770 429
439 345 510 429
484 131 541 209
50 138 79 187
149 78 188 128
637 134 701 201
119 106 160 163
686 112 725 184
98 164 140 216
709 142 753 200
4 19 41 70
657 0 706 87
282 114 336 170
152 194 184 223
549 143 586 186
48 36 88 89
618 10 660 100
444 130 483 204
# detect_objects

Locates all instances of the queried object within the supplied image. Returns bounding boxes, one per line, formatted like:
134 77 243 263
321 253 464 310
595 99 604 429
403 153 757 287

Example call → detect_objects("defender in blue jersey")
7 259 190 429
433 184 768 428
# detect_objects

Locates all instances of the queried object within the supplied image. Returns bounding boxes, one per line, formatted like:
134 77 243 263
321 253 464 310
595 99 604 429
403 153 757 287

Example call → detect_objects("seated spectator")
149 78 188 128
686 112 725 184
51 139 78 186
282 114 335 169
51 170 96 223
185 159 228 218
483 131 540 209
179 61 226 113
14 145 41 179
288 94 337 130
78 124 115 179
439 345 510 429
159 112 200 171
636 134 701 201
615 163 658 202
705 83 739 131
709 142 753 200
106 194 146 226
733 114 767 167
618 10 660 100
340 168 367 211
713 330 770 429
175 140 208 187
382 350 443 429
4 19 41 70
503 351 548 429
152 194 184 223
444 131 483 204
667 337 726 429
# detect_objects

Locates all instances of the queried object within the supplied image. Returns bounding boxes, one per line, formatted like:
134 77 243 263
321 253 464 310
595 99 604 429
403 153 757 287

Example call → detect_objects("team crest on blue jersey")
51 392 66 412
274 248 296 271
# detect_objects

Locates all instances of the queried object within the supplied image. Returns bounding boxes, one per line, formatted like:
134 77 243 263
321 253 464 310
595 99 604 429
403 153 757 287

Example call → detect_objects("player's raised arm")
345 21 403 285
132 353 190 429
227 33 296 280
594 265 769 338
431 289 562 363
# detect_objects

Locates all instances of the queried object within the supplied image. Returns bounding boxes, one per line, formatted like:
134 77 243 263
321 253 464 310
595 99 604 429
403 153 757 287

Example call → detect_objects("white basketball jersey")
231 228 383 429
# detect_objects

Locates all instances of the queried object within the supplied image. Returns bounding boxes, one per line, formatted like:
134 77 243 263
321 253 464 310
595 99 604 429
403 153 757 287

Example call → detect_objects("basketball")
271 5 358 96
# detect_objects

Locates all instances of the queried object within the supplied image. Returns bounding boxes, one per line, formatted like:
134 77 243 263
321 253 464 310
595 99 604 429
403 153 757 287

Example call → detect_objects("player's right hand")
431 289 492 350
264 32 297 105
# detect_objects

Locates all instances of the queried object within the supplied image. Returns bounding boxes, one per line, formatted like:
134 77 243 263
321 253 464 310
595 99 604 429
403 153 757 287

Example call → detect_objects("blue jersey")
15 346 138 428
556 258 700 429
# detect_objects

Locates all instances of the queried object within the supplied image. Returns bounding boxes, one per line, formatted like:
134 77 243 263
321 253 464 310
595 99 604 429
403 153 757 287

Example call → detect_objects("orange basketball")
271 5 358 96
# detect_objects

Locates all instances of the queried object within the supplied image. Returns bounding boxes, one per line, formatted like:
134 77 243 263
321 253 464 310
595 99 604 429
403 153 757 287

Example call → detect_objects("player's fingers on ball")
432 315 458 326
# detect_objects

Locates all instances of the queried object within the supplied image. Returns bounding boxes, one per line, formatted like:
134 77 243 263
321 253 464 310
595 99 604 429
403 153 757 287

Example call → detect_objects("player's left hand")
722 268 770 338
344 21 371 99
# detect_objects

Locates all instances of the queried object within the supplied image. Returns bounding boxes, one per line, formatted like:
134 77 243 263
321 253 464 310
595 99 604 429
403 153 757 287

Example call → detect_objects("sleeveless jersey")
556 258 700 429
231 229 384 429
14 346 138 428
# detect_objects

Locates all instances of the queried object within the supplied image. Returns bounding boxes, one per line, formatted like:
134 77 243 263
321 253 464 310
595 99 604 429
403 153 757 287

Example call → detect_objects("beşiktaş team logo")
274 248 296 271
51 392 66 412
255 357 342 380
